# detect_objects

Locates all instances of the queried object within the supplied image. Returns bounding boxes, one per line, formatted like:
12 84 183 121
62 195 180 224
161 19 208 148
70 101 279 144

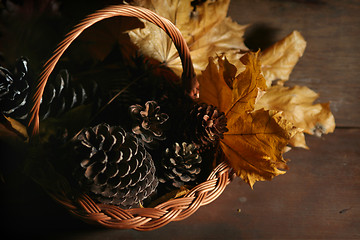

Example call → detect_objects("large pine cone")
158 142 202 189
186 103 228 147
0 57 30 120
129 101 169 149
72 123 158 208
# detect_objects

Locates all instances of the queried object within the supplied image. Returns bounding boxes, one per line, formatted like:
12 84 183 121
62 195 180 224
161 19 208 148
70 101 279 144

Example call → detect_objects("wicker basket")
27 4 232 231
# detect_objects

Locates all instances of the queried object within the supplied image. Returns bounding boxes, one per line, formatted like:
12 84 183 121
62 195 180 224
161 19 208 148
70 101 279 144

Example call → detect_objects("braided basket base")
49 162 231 231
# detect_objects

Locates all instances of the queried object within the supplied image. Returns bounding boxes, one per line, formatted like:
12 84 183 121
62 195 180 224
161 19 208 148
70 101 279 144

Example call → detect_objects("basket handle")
28 4 198 137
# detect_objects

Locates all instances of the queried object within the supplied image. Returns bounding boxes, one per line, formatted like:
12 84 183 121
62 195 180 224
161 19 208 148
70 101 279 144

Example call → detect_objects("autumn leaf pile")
0 0 335 209
128 0 335 188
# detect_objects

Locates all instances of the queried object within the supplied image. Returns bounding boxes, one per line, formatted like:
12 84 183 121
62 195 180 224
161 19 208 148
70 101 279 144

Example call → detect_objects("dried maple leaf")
254 85 335 148
226 30 307 87
199 52 299 188
221 110 298 187
260 30 307 87
128 0 248 76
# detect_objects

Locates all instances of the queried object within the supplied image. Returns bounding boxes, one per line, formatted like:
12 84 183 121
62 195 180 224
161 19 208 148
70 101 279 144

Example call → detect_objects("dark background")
1 0 359 239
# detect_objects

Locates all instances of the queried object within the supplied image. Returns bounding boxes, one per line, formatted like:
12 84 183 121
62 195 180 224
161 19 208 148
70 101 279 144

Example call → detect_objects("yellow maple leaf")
221 110 298 187
197 56 232 113
226 30 307 87
260 30 307 87
254 85 335 148
199 52 299 188
128 0 248 76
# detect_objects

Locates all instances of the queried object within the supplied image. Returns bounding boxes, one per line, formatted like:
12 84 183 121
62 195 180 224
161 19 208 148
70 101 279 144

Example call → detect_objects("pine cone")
129 101 169 148
187 103 228 147
0 57 30 120
0 58 103 122
72 123 158 208
158 142 202 189
39 69 101 120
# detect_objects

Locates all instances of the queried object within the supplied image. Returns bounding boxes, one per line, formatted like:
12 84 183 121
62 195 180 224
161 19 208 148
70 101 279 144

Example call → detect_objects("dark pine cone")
0 58 103 122
39 69 101 120
0 57 30 120
72 123 158 208
129 101 169 149
158 142 202 189
186 103 228 147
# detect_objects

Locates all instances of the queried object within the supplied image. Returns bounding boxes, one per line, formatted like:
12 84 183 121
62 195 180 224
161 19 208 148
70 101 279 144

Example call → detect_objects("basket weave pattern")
50 162 230 230
27 4 232 231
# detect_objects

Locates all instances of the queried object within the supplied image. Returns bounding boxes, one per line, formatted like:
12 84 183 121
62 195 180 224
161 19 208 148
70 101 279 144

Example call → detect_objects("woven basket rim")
26 4 232 231
48 161 231 231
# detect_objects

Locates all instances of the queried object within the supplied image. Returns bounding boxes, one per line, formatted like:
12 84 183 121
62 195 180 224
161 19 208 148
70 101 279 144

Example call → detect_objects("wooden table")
1 0 359 239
